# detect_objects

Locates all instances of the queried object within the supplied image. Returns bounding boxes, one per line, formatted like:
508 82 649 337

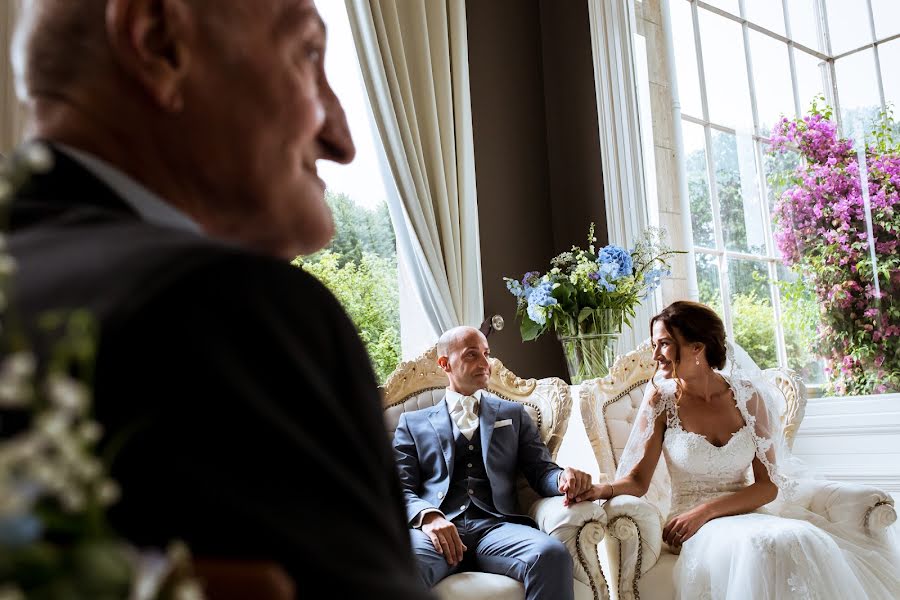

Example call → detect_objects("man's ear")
106 0 193 112
437 356 450 373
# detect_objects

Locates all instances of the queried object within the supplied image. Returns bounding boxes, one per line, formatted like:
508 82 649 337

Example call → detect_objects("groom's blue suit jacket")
393 393 563 526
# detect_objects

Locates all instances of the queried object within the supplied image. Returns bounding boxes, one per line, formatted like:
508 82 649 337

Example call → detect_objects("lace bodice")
662 395 755 519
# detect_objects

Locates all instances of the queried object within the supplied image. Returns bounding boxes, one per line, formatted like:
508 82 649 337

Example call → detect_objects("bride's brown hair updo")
651 301 727 369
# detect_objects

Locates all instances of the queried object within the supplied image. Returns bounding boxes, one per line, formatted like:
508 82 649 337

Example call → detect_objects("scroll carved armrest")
601 495 663 600
530 496 610 600
800 481 897 534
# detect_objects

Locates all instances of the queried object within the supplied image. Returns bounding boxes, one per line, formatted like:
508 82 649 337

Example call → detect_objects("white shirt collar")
57 144 202 234
445 388 483 413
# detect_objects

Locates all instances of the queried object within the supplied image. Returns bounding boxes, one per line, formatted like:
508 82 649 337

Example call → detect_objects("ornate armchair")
382 347 610 600
579 340 898 600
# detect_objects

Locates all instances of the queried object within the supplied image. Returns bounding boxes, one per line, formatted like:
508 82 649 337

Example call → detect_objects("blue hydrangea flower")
597 245 633 279
641 267 672 298
525 281 557 324
506 278 525 298
591 261 619 292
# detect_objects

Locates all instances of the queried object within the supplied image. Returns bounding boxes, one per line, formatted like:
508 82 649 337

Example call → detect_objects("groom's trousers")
409 505 574 600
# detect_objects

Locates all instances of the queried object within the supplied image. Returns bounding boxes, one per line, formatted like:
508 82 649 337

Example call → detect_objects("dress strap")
659 386 681 429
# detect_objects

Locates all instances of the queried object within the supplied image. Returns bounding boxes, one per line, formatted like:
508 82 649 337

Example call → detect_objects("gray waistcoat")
443 427 502 521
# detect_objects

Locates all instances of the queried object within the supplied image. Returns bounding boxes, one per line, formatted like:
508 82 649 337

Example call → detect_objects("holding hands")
559 467 593 506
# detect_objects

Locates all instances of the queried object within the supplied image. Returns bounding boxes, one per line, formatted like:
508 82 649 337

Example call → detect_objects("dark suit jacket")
5 145 432 599
392 393 562 526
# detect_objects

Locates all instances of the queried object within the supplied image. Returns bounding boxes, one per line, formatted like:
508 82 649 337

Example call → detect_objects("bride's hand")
573 483 606 503
663 505 711 547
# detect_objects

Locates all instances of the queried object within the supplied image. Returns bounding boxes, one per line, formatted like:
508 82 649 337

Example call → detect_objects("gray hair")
12 0 108 101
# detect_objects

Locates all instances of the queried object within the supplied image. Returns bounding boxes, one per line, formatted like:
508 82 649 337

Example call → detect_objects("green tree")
297 191 401 382
321 191 397 267
295 251 401 383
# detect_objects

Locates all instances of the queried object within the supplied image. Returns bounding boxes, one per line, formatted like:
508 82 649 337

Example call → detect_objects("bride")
577 300 900 598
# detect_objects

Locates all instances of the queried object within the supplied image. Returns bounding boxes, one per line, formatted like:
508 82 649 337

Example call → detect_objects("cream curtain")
0 0 26 155
588 0 655 352
345 0 483 354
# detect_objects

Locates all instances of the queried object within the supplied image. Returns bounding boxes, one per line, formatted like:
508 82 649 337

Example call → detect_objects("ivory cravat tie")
452 395 479 440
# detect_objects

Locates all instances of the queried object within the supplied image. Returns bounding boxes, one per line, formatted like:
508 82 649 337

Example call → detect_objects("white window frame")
666 0 897 389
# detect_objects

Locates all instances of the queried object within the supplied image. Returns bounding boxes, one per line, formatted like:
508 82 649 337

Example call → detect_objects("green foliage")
731 294 777 369
295 251 400 384
322 192 396 268
297 191 401 384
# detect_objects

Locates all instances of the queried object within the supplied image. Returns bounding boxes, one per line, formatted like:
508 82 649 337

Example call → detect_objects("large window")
665 0 899 396
293 1 403 383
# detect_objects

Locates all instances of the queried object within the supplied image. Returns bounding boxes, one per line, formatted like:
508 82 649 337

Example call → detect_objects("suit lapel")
428 399 454 476
479 394 499 465
10 142 139 231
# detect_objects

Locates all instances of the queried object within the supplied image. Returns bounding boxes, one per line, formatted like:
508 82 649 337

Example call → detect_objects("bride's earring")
695 356 700 366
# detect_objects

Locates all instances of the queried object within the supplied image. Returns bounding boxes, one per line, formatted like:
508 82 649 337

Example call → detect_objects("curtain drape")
1 0 26 155
345 0 483 356
588 0 656 352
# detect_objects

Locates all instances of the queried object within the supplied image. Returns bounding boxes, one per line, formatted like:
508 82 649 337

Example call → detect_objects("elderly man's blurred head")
13 0 355 258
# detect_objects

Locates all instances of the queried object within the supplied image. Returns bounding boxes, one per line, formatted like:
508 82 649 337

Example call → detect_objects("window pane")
728 258 777 369
835 49 882 138
307 0 403 382
683 121 715 248
699 11 753 129
712 131 767 255
749 32 794 136
703 0 740 17
776 263 826 391
746 0 786 36
671 0 703 119
872 0 900 41
762 144 801 260
794 49 827 114
696 253 722 308
787 0 824 52
880 39 900 112
767 111 898 396
824 0 874 55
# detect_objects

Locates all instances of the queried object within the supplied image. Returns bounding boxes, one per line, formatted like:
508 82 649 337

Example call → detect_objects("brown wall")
467 0 605 380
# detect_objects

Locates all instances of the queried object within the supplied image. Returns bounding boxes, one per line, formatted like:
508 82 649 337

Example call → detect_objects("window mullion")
814 0 842 133
754 138 789 368
864 0 886 112
781 0 802 118
690 0 733 335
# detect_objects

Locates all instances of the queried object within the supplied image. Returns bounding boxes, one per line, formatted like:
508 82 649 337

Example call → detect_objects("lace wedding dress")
649 377 900 599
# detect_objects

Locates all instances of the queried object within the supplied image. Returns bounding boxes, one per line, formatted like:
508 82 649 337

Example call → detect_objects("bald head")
437 326 482 361
437 327 491 395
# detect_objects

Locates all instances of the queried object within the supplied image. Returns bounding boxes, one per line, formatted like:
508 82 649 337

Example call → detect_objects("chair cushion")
434 572 524 600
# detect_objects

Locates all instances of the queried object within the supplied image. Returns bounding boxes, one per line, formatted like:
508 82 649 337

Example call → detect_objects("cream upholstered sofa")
579 339 899 600
382 346 610 600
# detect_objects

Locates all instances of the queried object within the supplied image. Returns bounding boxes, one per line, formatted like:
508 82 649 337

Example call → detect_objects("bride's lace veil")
615 337 807 508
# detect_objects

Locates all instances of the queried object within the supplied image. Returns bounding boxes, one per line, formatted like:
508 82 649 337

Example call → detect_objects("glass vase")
556 308 624 384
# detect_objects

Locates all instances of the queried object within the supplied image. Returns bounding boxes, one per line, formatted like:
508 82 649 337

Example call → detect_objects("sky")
314 0 391 211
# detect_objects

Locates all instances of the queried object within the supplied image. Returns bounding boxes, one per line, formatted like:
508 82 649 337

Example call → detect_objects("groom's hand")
559 467 593 506
422 513 467 565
